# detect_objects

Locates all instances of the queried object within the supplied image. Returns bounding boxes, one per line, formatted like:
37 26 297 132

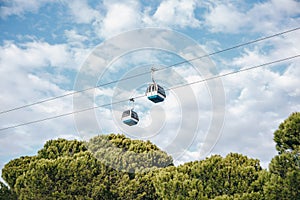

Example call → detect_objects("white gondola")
146 83 166 103
146 67 166 103
122 99 139 126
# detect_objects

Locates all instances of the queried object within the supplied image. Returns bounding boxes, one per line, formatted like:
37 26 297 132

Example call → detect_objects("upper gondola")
146 67 166 103
146 82 166 103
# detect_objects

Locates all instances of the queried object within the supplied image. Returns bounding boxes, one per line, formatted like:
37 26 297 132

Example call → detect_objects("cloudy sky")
0 0 300 177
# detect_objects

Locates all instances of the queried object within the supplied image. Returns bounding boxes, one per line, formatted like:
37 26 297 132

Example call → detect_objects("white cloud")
146 0 200 28
203 0 300 34
64 29 89 47
212 62 300 168
0 39 84 128
66 0 101 24
0 0 45 18
204 28 300 167
0 39 91 80
0 41 74 119
98 0 142 38
0 40 75 71
203 3 246 33
248 0 300 33
97 0 202 39
0 38 84 181
232 31 300 68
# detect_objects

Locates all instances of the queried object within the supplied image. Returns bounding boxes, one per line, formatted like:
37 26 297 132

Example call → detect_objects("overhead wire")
0 26 299 115
167 55 300 91
0 54 299 132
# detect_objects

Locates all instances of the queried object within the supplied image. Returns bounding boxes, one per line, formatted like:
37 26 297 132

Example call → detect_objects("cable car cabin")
122 109 139 126
146 83 166 103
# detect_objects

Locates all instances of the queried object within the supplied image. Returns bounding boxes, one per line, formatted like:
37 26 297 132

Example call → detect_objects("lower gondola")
122 109 139 126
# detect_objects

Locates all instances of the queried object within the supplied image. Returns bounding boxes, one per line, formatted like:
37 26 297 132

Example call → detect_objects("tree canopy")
1 112 299 199
274 112 300 154
0 181 16 200
263 112 300 199
1 134 171 199
152 153 263 199
87 134 173 173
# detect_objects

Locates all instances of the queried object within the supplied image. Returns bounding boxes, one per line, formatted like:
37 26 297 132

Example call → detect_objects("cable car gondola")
122 99 139 126
146 83 166 103
146 67 166 103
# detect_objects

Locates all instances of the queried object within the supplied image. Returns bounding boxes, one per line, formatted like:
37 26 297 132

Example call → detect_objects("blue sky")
0 0 300 178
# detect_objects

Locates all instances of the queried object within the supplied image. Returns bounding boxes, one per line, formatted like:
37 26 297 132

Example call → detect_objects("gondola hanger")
146 67 166 103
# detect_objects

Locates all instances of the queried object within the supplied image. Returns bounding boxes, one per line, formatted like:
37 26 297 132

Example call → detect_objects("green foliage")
2 156 36 189
87 134 173 173
0 181 17 200
264 152 300 199
274 112 300 154
263 112 300 199
188 153 262 198
152 153 263 199
269 151 299 178
212 192 263 200
1 112 299 200
109 171 158 200
2 134 171 199
107 134 161 152
153 166 207 200
12 152 114 199
37 138 87 159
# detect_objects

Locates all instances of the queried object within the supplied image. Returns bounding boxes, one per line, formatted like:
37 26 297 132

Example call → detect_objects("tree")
37 138 87 159
152 165 206 200
2 139 115 199
263 112 300 199
1 156 36 189
0 181 17 200
109 171 158 200
152 153 263 199
2 134 173 199
10 128 300 199
274 112 300 154
264 152 300 199
87 134 173 173
13 151 120 200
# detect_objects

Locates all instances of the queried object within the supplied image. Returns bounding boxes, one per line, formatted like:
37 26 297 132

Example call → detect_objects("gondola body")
146 83 166 103
122 109 139 126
